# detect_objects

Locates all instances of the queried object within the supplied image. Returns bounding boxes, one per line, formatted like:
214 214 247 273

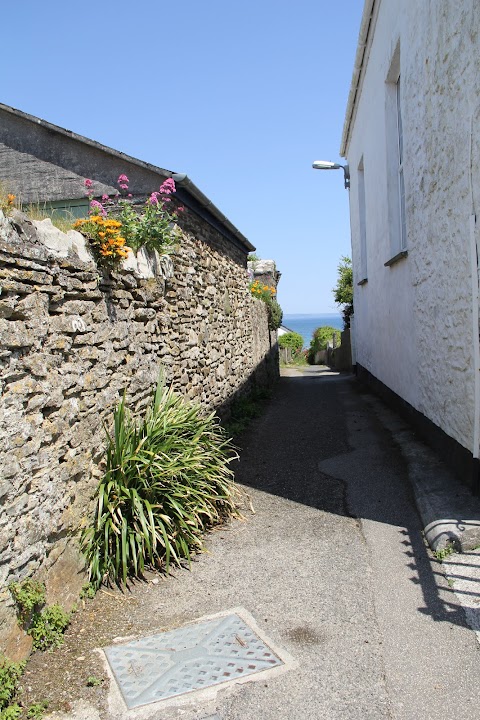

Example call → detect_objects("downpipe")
469 106 480 494
470 213 480 494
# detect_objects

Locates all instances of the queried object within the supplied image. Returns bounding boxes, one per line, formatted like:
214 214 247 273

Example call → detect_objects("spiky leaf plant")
81 378 239 588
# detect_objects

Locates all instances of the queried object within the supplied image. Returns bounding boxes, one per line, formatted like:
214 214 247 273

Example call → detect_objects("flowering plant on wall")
0 184 17 216
249 280 276 302
75 175 185 268
248 280 283 330
73 216 129 267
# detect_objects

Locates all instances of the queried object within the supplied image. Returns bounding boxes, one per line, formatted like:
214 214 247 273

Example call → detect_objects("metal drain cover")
105 612 284 709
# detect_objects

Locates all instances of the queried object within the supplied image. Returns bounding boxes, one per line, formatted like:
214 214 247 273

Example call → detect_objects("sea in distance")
282 313 344 349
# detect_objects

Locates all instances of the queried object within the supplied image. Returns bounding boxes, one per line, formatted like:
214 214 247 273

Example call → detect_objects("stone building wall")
0 208 278 658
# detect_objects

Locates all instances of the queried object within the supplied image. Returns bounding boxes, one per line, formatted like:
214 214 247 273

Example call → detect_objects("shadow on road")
234 370 477 634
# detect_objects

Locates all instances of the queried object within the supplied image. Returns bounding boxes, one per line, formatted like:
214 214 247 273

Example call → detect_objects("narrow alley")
26 369 480 720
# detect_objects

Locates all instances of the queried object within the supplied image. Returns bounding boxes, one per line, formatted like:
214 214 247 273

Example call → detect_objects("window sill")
357 278 368 286
384 250 408 267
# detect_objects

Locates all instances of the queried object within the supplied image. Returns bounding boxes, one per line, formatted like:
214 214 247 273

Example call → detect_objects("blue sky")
1 1 363 314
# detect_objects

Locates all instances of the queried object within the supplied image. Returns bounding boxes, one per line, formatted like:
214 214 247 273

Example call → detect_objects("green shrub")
333 256 353 327
266 298 283 330
81 378 240 588
278 332 304 356
307 325 341 363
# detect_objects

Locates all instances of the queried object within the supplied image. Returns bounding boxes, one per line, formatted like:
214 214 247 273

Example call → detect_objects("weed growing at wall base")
9 580 70 651
0 655 48 720
0 655 25 718
433 543 457 560
223 387 272 438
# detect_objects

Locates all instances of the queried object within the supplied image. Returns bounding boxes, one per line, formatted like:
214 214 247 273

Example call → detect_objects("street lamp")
312 160 350 189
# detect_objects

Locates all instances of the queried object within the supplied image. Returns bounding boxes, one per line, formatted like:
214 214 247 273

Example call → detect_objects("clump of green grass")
81 377 240 589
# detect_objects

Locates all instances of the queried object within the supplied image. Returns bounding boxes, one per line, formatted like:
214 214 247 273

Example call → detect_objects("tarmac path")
31 368 480 720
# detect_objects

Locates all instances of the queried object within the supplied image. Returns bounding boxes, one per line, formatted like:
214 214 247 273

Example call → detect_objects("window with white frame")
396 77 407 251
385 41 408 264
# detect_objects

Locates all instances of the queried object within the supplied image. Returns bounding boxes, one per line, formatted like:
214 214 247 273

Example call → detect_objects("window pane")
396 78 403 164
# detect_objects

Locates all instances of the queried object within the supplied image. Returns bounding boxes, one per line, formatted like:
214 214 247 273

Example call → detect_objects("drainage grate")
105 613 283 709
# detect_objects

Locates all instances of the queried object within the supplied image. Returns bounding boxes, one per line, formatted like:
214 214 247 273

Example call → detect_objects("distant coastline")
283 313 343 349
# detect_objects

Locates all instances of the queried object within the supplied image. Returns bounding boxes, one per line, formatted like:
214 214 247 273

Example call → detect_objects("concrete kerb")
363 390 480 552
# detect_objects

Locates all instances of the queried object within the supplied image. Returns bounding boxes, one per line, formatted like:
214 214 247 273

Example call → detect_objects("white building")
341 0 480 488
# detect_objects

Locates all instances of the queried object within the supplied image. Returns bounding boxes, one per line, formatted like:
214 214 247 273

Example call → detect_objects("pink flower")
148 192 159 205
117 174 129 190
101 194 109 202
84 178 93 189
127 193 132 198
177 206 185 213
159 178 176 195
90 199 106 217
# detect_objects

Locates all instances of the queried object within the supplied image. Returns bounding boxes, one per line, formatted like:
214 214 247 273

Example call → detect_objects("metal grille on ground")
104 612 283 709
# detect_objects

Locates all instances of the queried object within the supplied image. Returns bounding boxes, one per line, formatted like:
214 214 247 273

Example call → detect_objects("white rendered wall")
345 0 480 453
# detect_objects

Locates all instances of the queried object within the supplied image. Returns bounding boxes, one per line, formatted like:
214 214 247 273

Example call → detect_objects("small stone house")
341 0 480 488
0 102 254 257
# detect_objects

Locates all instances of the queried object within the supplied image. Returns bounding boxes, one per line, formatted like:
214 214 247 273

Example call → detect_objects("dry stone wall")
0 208 277 658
